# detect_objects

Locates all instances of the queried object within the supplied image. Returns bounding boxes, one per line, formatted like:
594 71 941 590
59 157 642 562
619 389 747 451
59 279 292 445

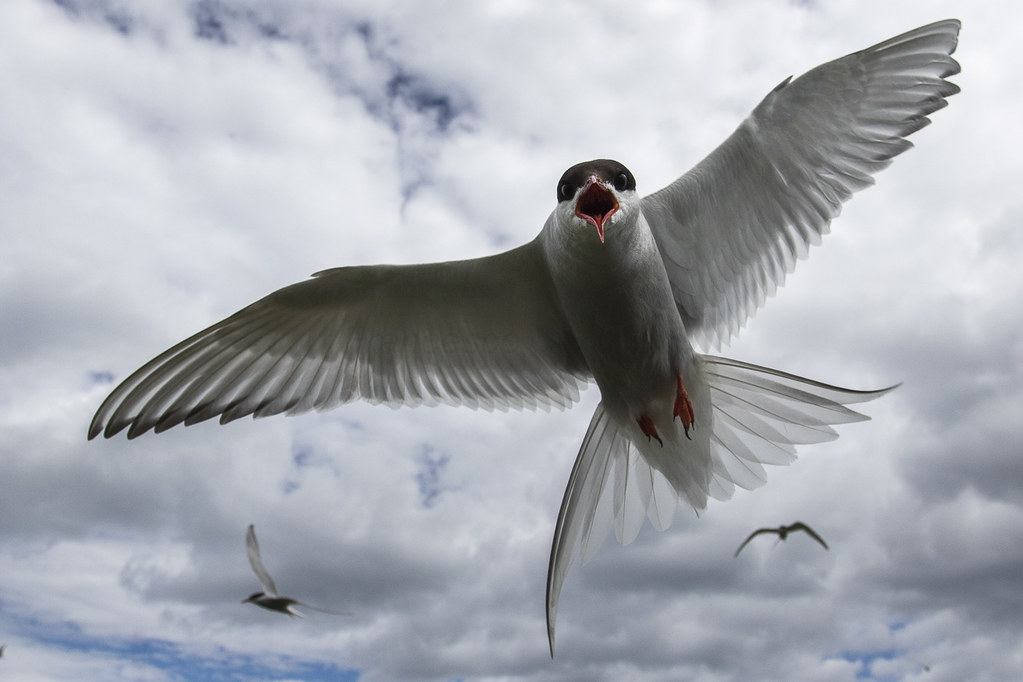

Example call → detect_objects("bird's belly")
547 223 695 419
570 292 693 419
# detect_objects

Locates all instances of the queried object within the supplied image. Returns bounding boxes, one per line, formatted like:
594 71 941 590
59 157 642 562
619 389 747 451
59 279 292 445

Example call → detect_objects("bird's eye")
614 172 629 191
559 183 572 201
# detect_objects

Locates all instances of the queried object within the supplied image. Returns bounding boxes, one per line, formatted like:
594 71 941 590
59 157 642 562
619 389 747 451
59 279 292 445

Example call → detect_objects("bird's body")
243 524 349 618
542 162 698 444
88 21 961 654
242 592 308 617
734 522 830 557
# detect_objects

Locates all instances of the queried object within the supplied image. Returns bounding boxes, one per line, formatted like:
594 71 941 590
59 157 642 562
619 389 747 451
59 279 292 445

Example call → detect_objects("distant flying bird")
243 525 350 617
0 643 4 657
734 522 830 557
88 21 960 655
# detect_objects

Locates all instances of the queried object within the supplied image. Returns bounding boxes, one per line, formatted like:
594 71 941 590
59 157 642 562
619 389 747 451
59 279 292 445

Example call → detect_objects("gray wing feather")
642 19 961 349
545 403 678 656
292 601 353 616
702 355 896 501
546 403 625 657
791 521 829 550
89 240 589 439
245 525 278 597
734 528 775 557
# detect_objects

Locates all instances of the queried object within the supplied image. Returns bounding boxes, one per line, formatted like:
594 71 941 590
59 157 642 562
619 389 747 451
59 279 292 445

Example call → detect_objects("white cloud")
2 0 1020 680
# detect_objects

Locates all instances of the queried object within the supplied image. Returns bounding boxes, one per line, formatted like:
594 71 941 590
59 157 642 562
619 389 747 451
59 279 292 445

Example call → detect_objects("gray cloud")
2 0 1020 680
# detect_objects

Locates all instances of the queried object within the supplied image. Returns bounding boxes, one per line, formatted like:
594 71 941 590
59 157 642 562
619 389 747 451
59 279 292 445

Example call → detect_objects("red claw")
635 376 694 445
636 414 663 446
673 375 696 440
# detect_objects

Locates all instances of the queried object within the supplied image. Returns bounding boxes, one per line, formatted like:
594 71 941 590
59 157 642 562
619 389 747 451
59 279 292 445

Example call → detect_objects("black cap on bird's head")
242 592 263 603
557 159 636 243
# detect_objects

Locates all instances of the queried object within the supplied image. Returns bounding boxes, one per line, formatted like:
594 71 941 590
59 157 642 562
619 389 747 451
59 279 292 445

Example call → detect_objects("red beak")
574 177 619 243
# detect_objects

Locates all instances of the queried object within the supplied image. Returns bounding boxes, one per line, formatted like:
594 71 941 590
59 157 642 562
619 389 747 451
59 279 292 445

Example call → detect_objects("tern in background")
88 21 960 654
243 525 350 617
734 521 830 557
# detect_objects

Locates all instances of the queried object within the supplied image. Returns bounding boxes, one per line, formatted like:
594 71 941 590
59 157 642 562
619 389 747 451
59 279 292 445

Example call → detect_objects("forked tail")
545 355 895 655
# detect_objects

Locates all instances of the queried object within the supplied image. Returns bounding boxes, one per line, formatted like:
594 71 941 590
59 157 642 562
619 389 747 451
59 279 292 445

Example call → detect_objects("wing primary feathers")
89 244 591 440
642 19 960 349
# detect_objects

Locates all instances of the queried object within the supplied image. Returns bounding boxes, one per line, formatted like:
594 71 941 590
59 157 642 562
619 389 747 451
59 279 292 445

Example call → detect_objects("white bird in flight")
243 524 350 617
88 20 960 655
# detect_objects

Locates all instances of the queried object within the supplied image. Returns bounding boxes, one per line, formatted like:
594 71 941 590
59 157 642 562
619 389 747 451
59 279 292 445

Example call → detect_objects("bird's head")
556 159 637 243
242 592 264 603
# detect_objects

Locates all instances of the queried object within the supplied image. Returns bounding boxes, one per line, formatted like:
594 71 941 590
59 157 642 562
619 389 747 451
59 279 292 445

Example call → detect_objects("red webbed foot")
636 414 663 446
673 374 695 439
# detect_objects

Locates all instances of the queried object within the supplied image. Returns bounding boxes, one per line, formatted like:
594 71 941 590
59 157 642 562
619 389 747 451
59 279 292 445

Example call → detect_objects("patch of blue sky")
386 70 463 133
351 19 474 135
89 370 115 385
282 444 340 493
292 447 315 468
25 623 361 682
829 647 904 681
48 0 136 36
415 444 450 509
192 0 231 45
58 0 471 210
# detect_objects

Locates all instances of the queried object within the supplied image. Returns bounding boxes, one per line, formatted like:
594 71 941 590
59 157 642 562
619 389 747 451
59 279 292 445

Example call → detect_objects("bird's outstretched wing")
246 524 278 597
642 19 961 349
89 241 589 439
734 527 776 557
790 521 829 550
291 600 353 617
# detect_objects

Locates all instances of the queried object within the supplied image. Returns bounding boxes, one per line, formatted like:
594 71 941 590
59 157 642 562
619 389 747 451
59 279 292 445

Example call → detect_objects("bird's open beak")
574 176 619 243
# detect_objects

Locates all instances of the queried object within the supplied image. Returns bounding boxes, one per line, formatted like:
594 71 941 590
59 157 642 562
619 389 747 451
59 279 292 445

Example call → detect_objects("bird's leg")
673 374 695 439
635 414 663 446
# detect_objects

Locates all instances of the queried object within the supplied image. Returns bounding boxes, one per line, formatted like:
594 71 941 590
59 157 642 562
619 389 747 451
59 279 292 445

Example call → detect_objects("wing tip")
545 566 558 658
86 422 103 440
88 416 136 440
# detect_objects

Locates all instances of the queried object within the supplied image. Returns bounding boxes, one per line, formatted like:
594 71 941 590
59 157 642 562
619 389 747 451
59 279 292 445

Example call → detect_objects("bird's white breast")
541 206 694 419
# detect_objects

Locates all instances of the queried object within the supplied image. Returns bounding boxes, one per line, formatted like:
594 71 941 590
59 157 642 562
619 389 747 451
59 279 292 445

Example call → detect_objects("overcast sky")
2 0 1021 680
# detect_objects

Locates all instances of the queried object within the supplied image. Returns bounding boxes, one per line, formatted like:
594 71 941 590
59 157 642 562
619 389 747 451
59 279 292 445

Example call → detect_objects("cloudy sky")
2 0 1020 680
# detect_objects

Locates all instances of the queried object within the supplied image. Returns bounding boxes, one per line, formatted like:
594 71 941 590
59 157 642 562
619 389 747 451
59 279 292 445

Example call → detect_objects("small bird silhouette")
734 521 829 557
0 643 4 657
243 524 351 617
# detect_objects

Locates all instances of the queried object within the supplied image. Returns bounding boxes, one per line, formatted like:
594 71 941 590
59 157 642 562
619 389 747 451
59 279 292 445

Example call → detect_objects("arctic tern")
88 20 960 654
243 524 350 617
734 521 829 557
